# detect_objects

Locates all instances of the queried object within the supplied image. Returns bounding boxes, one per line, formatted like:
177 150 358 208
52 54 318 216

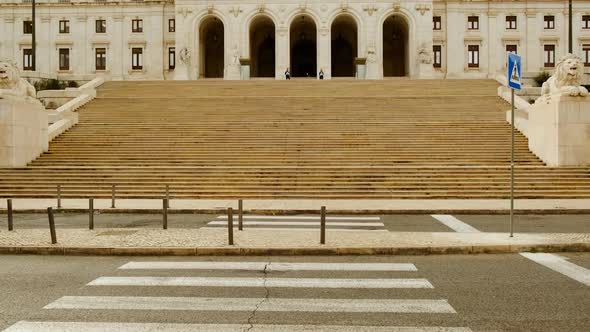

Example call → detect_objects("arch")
382 14 409 77
249 15 276 78
199 16 225 78
331 14 358 77
289 14 318 78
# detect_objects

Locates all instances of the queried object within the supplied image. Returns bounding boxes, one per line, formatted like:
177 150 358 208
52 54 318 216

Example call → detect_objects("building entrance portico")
174 1 436 80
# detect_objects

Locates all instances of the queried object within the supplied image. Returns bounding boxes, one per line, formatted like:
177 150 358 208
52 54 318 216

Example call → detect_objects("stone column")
276 26 289 79
40 16 52 75
317 25 330 79
174 9 192 80
525 11 538 72
487 12 498 78
75 16 88 76
112 15 124 79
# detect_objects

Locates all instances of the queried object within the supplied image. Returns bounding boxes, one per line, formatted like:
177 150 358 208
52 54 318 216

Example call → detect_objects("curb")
0 243 588 256
3 209 590 215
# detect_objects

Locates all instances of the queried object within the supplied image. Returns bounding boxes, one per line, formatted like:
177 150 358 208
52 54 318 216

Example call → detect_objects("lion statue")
536 53 588 103
0 59 38 103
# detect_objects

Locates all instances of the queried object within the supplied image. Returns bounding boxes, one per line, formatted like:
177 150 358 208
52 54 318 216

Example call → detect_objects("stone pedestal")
418 63 435 79
0 98 48 167
528 95 590 166
355 58 367 80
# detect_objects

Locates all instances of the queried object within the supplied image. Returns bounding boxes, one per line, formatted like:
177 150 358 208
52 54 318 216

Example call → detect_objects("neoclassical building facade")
1 0 589 81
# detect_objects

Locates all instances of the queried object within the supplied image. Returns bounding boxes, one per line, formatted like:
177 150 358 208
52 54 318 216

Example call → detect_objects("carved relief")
363 5 378 16
415 4 431 16
417 43 433 64
179 48 191 64
229 7 243 18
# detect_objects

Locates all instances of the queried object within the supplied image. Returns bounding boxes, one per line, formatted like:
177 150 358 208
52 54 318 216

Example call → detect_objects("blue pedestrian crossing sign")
507 53 522 90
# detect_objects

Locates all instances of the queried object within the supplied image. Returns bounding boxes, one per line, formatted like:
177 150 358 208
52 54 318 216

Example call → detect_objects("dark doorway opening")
290 15 317 77
383 15 409 77
250 16 276 78
200 17 224 78
331 16 358 77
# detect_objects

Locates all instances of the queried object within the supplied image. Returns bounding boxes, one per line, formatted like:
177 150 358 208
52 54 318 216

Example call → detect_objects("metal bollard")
166 184 170 209
47 207 57 244
238 199 243 231
57 184 62 209
111 184 116 208
163 198 168 230
7 199 13 231
320 206 326 245
89 198 94 230
228 207 234 245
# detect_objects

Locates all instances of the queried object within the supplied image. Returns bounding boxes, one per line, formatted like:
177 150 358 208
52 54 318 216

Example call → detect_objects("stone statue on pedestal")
536 54 589 104
0 59 40 105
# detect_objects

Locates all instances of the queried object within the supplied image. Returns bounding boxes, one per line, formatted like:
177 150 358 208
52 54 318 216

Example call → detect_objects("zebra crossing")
3 260 472 332
204 215 387 231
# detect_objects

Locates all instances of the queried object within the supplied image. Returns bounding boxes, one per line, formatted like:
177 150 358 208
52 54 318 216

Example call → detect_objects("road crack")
244 262 270 332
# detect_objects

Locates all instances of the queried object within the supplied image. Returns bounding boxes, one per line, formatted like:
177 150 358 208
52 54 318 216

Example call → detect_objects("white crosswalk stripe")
45 296 457 313
119 261 418 271
5 260 471 331
520 253 590 286
88 276 434 288
205 215 386 231
4 321 473 332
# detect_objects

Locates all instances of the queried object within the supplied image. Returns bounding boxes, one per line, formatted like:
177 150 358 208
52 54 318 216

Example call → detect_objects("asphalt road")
0 254 589 331
2 213 589 234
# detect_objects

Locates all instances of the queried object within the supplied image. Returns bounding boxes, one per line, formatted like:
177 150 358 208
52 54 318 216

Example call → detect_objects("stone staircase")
1 79 590 199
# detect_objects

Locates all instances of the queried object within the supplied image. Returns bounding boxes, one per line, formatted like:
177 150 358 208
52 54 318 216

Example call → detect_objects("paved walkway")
0 227 588 255
2 199 590 214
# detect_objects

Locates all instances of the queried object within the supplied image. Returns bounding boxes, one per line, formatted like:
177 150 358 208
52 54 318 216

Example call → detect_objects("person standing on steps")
285 68 291 80
319 69 324 80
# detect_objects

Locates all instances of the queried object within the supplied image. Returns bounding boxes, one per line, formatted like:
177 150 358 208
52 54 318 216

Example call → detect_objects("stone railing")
47 77 104 142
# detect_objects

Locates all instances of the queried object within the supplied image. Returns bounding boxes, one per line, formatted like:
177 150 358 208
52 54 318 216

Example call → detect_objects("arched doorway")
331 15 358 77
383 15 409 77
250 16 276 78
290 15 317 77
199 17 224 78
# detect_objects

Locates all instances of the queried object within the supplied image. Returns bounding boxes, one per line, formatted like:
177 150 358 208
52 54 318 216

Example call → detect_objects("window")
95 19 106 33
59 20 70 34
506 45 517 67
583 45 590 67
168 19 175 32
132 19 143 33
505 16 517 30
468 16 479 30
544 44 555 67
583 15 590 29
544 16 555 29
23 49 33 70
433 45 442 68
23 20 33 34
132 48 143 70
168 47 175 70
433 16 442 30
59 48 70 71
95 48 106 70
468 45 479 68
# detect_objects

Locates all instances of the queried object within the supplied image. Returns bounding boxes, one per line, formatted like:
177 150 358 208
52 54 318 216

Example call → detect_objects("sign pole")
507 52 521 238
510 88 515 238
